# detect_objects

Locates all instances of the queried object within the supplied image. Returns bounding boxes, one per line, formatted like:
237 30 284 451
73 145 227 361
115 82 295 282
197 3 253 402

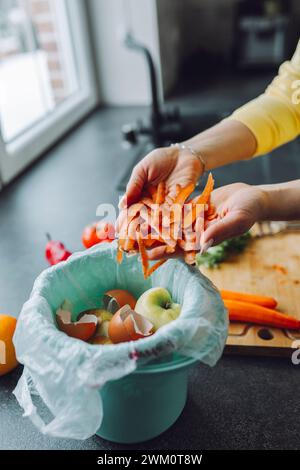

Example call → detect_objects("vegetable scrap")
117 173 216 278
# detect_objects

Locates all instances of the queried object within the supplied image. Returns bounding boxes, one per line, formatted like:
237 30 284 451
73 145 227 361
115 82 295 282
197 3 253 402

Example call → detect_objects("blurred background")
0 0 299 183
0 0 299 313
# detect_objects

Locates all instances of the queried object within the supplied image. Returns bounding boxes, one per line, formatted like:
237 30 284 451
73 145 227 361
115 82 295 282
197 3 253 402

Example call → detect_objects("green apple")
135 287 181 331
93 309 113 337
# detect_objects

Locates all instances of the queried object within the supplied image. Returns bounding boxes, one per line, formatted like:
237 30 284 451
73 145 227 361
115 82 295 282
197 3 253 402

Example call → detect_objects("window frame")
0 0 98 184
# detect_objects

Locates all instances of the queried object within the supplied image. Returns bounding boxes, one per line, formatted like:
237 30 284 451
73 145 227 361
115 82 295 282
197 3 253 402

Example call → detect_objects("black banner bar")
0 450 294 467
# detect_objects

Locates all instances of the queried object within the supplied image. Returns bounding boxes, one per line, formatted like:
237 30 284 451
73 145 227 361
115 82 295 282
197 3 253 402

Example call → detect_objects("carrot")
224 299 300 330
183 202 204 229
178 238 196 252
206 202 217 221
146 260 167 278
117 244 123 264
184 251 196 265
124 237 136 252
147 185 157 201
175 184 181 196
174 183 195 205
161 204 172 226
118 237 126 250
143 239 158 248
147 232 165 244
194 173 214 206
140 197 155 209
126 202 144 227
221 290 277 309
182 175 214 228
117 173 215 277
165 195 175 205
168 204 182 225
137 233 149 278
156 182 166 204
127 216 141 238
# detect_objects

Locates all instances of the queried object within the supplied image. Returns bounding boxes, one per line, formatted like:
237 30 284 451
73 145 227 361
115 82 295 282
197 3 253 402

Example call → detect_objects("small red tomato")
82 221 115 249
45 234 72 266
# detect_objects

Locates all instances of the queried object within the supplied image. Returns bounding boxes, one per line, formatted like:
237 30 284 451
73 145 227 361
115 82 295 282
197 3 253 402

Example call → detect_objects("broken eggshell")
103 289 136 312
56 308 97 342
79 309 113 337
78 309 112 323
108 305 154 344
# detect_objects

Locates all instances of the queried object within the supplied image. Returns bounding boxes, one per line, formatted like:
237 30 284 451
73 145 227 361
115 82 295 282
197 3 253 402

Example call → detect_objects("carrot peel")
117 173 215 277
146 260 167 278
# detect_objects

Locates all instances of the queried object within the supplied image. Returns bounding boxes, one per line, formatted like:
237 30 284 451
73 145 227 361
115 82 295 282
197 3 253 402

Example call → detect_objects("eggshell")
104 289 136 310
108 308 131 344
108 305 153 344
56 310 97 341
123 310 153 341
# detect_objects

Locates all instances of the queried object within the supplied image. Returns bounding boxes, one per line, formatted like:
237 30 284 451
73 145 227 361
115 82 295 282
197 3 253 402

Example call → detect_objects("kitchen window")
0 0 97 185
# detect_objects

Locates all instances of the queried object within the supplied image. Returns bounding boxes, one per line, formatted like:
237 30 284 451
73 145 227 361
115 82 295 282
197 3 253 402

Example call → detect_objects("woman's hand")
120 146 204 208
202 183 266 249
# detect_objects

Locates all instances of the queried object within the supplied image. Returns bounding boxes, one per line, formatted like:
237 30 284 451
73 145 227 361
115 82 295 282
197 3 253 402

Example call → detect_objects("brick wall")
0 0 71 103
28 0 68 103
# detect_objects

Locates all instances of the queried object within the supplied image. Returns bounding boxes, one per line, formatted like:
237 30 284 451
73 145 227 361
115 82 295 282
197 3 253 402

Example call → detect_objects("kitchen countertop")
0 106 300 450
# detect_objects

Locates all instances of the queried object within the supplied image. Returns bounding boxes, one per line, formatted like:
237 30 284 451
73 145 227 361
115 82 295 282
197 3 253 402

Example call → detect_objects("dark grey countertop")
0 107 300 450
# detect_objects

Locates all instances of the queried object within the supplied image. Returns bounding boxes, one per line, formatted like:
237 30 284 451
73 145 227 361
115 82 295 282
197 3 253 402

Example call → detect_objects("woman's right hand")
120 145 204 208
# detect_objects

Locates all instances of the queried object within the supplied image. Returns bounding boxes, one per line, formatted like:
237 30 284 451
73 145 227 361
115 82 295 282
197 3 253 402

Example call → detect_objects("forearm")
259 180 300 221
183 41 300 170
183 119 257 171
227 42 300 156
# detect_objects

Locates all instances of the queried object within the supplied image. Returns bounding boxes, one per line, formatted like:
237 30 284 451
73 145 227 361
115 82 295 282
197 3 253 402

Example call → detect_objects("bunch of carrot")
117 173 216 278
222 290 300 330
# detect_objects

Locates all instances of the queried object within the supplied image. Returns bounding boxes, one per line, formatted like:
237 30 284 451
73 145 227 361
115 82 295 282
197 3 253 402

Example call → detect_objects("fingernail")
118 195 127 209
200 238 214 254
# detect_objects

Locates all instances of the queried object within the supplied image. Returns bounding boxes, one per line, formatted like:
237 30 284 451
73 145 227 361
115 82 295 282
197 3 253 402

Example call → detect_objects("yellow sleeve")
227 40 300 156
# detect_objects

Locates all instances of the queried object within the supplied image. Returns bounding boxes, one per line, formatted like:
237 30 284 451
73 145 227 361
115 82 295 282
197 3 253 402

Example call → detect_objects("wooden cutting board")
200 225 300 357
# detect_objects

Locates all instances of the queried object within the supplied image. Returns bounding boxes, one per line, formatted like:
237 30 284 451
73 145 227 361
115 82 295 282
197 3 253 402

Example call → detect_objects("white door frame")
0 128 6 190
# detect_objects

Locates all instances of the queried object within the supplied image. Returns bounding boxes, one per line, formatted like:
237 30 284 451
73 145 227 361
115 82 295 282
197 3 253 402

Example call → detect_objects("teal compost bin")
14 243 227 442
97 353 198 444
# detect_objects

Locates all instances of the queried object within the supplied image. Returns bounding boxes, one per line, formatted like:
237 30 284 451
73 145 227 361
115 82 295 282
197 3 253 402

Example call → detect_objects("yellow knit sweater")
229 40 300 156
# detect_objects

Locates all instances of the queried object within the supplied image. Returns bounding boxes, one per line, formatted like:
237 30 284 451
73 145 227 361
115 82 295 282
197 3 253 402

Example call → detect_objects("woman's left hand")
202 183 266 249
